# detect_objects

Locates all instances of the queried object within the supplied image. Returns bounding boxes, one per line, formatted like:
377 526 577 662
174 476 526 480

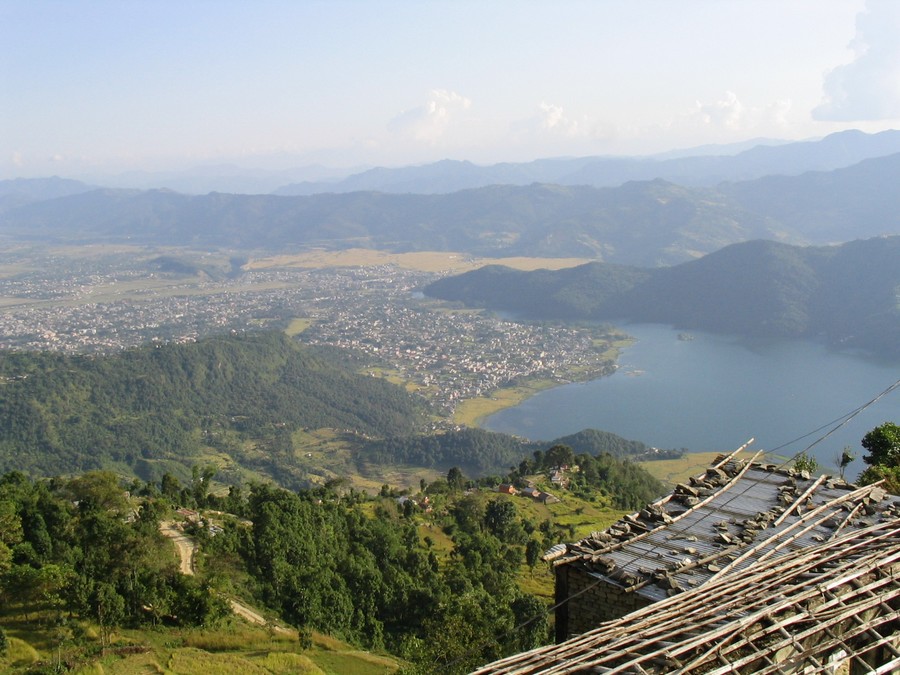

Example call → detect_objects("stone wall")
555 565 653 641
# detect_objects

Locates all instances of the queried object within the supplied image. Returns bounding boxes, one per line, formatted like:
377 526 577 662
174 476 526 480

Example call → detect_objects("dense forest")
549 428 684 461
0 332 427 483
0 456 666 672
225 481 551 673
0 321 669 672
6 419 899 671
426 236 900 358
0 329 679 497
359 428 539 475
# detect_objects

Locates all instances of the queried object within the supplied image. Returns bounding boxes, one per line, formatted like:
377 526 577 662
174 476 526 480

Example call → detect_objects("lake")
483 323 900 478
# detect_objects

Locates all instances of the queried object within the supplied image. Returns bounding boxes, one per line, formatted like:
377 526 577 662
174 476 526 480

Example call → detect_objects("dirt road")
159 521 196 575
159 519 291 633
229 599 292 633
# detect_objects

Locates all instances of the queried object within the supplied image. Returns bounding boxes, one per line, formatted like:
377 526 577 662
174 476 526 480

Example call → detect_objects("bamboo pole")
471 519 900 674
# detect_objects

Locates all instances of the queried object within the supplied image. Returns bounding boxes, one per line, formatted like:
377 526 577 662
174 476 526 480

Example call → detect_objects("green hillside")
425 236 900 358
719 152 900 241
357 426 679 477
4 148 900 266
0 332 427 484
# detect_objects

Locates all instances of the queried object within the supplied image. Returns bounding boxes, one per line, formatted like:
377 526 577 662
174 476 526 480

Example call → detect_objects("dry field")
246 248 593 273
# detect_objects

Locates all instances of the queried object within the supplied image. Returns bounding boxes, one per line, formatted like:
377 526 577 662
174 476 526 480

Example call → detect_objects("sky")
3 0 900 179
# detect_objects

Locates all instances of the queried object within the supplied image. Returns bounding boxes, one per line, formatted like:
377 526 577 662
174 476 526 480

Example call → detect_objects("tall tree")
861 422 900 466
545 444 575 468
858 422 900 492
447 466 465 491
484 499 524 544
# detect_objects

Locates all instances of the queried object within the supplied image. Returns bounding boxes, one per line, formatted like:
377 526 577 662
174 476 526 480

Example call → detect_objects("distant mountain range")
424 237 900 358
5 129 899 199
0 181 749 265
3 145 900 265
719 152 900 242
0 175 99 214
95 163 354 195
2 129 900 267
273 129 900 195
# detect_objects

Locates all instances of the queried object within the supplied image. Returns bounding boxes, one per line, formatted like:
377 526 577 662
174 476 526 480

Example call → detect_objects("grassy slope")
0 598 402 675
638 449 760 485
425 488 627 601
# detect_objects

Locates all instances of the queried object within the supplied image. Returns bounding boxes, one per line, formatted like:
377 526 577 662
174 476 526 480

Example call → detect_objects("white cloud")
388 89 472 143
813 0 900 121
695 91 745 129
509 102 593 146
764 99 793 129
11 152 24 167
685 92 793 139
538 102 581 136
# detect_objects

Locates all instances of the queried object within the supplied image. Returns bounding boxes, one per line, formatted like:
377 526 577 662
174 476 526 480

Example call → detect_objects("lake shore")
453 335 634 428
480 323 900 478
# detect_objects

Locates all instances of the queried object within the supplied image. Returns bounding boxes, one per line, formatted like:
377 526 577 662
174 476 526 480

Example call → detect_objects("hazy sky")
3 0 900 178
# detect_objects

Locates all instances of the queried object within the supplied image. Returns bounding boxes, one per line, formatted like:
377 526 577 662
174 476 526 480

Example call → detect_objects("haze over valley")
5 131 900 266
3 128 900 485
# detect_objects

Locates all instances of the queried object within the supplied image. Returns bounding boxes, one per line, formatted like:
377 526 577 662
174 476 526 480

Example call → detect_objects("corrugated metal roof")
551 452 900 604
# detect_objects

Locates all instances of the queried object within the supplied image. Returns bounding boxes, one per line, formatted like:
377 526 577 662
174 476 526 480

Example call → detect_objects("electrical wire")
774 376 900 461
595 375 900 581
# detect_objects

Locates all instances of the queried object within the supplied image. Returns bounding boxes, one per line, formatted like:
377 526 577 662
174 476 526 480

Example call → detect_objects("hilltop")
425 236 900 358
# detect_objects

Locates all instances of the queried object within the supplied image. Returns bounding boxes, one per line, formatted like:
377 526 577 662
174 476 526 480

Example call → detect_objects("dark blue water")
483 324 900 478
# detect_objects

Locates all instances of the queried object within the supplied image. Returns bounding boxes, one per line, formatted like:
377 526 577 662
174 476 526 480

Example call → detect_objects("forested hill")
550 428 686 460
425 236 900 358
0 332 427 481
357 427 677 477
0 181 761 266
718 152 900 242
